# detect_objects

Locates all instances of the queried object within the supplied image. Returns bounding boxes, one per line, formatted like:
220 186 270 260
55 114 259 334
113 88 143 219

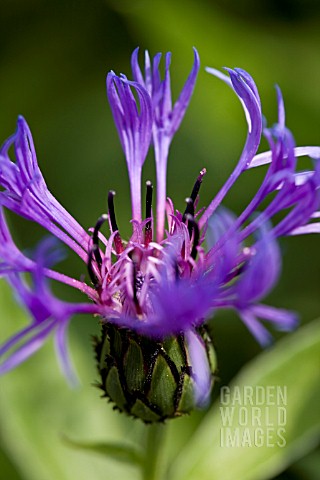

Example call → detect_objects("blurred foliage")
0 0 319 479
170 319 320 480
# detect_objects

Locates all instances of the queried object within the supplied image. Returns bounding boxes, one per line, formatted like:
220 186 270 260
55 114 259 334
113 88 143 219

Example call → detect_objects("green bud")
94 324 216 423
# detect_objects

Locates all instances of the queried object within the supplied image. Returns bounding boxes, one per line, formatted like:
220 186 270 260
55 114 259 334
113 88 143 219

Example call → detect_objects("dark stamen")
190 168 206 203
145 180 153 246
182 198 195 236
87 247 99 287
92 214 108 267
185 214 200 260
108 190 123 254
182 169 206 235
108 190 119 232
182 197 195 221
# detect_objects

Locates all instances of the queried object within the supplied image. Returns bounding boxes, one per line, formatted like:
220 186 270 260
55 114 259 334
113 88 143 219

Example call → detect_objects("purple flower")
131 47 200 240
1 49 320 401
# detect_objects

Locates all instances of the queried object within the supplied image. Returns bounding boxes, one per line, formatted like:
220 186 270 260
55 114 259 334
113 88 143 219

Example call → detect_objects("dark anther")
190 168 206 204
183 197 195 220
182 168 206 236
87 247 99 288
182 198 195 236
185 214 200 260
146 181 153 219
145 180 153 246
108 190 119 233
108 190 123 254
93 214 108 267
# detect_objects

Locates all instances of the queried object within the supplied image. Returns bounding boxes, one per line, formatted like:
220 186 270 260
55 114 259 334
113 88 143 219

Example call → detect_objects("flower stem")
142 423 166 480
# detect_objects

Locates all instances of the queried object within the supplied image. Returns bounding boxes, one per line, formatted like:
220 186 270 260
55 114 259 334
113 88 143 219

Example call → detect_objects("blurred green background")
0 1 319 479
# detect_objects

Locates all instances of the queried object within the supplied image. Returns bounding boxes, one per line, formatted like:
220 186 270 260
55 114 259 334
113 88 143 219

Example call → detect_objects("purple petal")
289 222 320 235
275 85 285 129
235 68 261 106
105 269 217 339
248 146 320 169
250 304 299 331
107 72 152 221
131 48 200 241
154 47 199 241
55 320 79 386
0 322 45 358
199 68 262 229
233 127 297 237
239 310 273 346
206 207 237 248
0 207 33 274
131 47 145 86
0 207 96 298
147 275 216 336
0 117 90 261
273 174 320 237
205 67 231 86
238 304 298 346
170 48 200 137
239 134 320 240
158 52 172 123
185 329 212 407
0 320 55 374
235 225 281 306
0 238 100 378
205 208 240 283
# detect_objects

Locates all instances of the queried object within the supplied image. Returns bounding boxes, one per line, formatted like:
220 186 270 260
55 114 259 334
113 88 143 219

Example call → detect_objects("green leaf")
0 446 24 480
62 436 143 466
169 319 320 480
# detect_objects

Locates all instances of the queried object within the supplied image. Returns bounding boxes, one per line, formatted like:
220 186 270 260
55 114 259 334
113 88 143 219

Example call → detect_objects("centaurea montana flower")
0 49 319 421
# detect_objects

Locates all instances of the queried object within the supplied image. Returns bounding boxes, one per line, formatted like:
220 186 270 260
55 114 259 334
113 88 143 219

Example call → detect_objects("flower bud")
94 324 216 423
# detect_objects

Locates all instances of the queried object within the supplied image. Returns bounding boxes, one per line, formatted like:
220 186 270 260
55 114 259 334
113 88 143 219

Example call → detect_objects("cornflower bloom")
0 49 319 422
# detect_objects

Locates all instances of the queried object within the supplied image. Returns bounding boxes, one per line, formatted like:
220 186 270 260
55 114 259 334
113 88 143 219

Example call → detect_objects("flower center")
87 169 207 316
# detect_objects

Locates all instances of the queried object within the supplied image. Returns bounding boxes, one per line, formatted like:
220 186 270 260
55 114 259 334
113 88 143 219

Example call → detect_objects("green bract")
94 325 216 423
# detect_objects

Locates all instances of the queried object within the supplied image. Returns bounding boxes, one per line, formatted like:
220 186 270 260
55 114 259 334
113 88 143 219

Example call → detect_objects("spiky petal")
131 48 200 240
106 73 153 221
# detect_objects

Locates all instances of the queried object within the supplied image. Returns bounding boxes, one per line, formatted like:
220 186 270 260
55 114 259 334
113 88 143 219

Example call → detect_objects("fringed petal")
131 48 200 241
239 309 273 346
239 305 298 347
248 146 320 169
106 73 153 221
0 238 99 380
200 68 262 228
0 117 90 261
235 225 281 306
